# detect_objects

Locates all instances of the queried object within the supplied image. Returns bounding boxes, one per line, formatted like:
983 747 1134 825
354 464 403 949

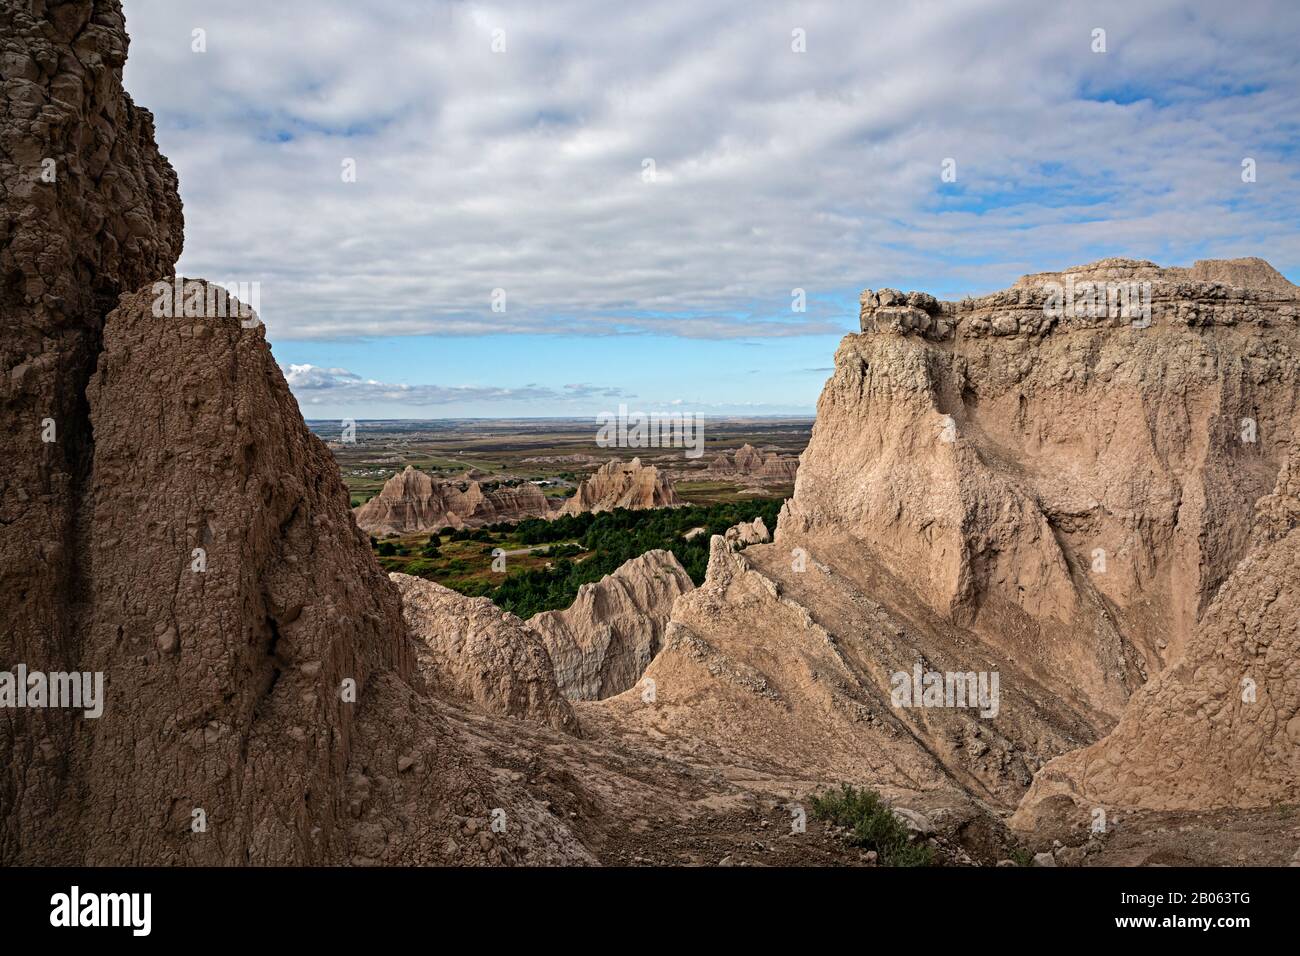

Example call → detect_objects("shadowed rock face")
1 3 590 866
529 550 694 700
1 0 183 862
1013 441 1300 821
559 457 681 515
354 465 553 536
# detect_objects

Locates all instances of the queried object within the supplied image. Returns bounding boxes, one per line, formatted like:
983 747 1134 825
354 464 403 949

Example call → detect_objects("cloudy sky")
120 0 1300 418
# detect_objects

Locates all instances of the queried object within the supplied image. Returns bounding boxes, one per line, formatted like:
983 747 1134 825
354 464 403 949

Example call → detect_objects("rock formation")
1 2 587 866
391 573 579 734
1013 439 1300 821
559 457 681 515
590 257 1299 817
828 259 1299 716
354 464 553 535
723 515 770 547
6 2 1296 870
708 443 799 483
1 0 183 862
528 550 694 700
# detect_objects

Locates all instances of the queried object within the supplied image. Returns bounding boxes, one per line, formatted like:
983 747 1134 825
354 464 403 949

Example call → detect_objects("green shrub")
403 559 436 578
809 785 934 867
1009 847 1035 867
376 541 398 557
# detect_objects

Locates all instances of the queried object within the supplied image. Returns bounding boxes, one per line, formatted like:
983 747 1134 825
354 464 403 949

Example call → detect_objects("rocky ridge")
528 550 694 700
354 465 553 536
559 457 681 515
709 443 800 483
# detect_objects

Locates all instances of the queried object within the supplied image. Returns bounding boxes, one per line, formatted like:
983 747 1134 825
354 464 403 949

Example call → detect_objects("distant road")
498 540 580 557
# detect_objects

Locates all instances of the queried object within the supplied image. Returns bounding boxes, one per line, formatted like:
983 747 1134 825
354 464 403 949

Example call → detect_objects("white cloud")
121 0 1300 342
283 364 631 406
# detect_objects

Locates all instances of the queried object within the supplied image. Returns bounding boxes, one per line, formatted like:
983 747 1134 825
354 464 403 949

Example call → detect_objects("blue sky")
119 0 1300 417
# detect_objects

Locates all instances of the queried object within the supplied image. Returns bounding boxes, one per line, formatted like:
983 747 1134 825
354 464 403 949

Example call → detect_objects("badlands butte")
2 0 1298 868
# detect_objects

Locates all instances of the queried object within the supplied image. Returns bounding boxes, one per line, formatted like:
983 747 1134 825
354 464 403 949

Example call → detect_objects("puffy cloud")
122 0 1300 343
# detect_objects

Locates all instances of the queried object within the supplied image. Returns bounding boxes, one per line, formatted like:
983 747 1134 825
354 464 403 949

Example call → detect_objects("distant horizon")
304 414 816 423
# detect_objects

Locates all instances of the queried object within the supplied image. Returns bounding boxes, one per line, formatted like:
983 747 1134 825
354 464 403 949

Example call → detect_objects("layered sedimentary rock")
823 259 1300 715
1013 440 1300 820
559 457 681 515
1 3 587 866
591 258 1299 814
391 573 579 734
528 550 694 700
708 443 799 482
354 465 553 535
588 534 1092 805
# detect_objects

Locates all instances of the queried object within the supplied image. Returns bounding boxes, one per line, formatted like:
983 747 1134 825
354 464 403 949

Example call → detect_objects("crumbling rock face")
392 573 579 734
723 516 770 548
590 258 1299 815
559 457 681 515
800 259 1300 716
354 464 553 536
1 0 183 863
1013 441 1300 820
70 283 414 863
586 534 1092 806
528 550 694 700
2 5 589 866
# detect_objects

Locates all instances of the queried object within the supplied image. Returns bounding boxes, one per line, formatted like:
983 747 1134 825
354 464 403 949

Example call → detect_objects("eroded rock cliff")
1 3 588 866
589 258 1300 817
528 550 694 700
391 573 579 734
559 457 681 515
354 465 553 536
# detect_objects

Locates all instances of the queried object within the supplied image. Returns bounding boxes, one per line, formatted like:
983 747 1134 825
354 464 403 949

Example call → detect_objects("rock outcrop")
559 457 681 515
2 0 183 862
391 574 579 734
824 259 1300 716
708 443 799 482
1013 439 1300 820
354 465 553 535
1 2 588 866
723 516 770 547
528 550 694 700
590 258 1299 816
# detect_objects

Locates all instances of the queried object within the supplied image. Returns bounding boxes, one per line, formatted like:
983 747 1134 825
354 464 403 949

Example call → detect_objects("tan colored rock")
528 550 694 700
1012 442 1300 821
354 465 553 535
1186 256 1298 292
755 452 799 482
587 534 1090 806
732 443 764 473
590 258 1300 815
559 457 680 515
723 516 770 547
822 259 1300 716
392 573 579 734
708 444 799 482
